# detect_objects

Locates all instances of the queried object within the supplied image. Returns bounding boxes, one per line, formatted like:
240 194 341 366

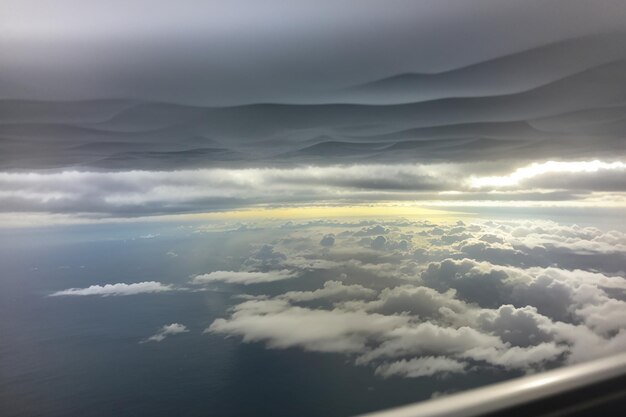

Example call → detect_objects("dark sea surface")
0 221 514 417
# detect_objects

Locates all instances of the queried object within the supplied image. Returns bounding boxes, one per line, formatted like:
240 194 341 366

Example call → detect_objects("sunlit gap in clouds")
183 205 463 221
469 160 626 189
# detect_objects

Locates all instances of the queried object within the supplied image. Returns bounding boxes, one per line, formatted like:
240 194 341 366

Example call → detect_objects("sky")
1 2 626 417
1 1 626 225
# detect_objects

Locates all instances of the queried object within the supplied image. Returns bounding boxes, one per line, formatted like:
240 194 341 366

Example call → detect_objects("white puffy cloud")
50 281 174 297
412 219 626 276
420 257 626 322
375 357 467 378
506 222 626 255
348 286 469 324
142 323 189 343
279 280 377 302
575 299 626 336
355 316 564 371
462 343 565 370
357 322 504 365
477 305 552 347
192 270 297 285
421 258 515 309
207 299 410 353
543 322 626 364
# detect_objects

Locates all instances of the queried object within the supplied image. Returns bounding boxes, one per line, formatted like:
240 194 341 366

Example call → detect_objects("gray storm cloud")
3 1 626 104
1 1 626 172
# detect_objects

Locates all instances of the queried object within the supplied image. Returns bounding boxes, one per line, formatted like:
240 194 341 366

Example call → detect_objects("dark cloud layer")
4 1 626 102
1 1 626 170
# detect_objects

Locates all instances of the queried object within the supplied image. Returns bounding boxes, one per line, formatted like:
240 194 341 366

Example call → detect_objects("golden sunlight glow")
183 204 466 221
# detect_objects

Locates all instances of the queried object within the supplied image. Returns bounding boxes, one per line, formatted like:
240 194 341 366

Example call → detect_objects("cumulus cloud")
477 305 552 347
504 221 626 256
243 245 288 269
355 225 391 237
371 236 387 250
421 258 513 309
142 323 189 343
462 343 565 370
319 234 335 247
375 356 467 378
420 257 626 322
349 286 468 323
547 324 626 364
207 299 409 353
435 219 626 274
203 218 626 378
575 299 626 336
280 280 377 302
356 322 505 365
192 270 297 285
49 281 174 297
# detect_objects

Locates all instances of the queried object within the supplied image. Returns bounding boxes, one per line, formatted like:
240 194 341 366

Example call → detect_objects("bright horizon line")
2 199 626 229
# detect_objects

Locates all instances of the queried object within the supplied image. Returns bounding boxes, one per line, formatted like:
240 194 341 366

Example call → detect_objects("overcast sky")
1 1 626 221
